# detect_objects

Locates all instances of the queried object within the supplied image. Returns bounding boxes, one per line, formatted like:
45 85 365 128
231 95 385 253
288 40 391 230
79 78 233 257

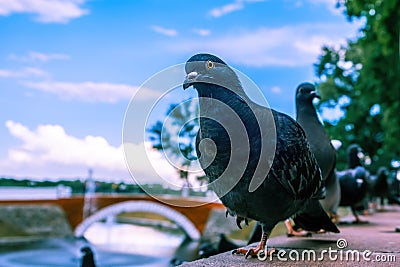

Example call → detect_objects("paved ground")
182 206 400 266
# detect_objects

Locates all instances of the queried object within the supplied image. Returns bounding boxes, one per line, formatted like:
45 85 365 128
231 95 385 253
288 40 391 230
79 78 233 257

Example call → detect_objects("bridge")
0 194 224 240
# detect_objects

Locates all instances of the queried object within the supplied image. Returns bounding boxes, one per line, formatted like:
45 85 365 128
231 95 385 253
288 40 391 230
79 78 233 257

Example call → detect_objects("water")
0 222 200 267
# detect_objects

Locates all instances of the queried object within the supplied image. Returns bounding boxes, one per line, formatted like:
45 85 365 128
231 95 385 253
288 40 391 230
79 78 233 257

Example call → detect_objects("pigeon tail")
293 199 340 233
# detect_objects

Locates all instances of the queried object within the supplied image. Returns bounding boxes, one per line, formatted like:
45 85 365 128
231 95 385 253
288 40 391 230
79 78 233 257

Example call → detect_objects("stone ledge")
0 204 72 243
182 207 400 266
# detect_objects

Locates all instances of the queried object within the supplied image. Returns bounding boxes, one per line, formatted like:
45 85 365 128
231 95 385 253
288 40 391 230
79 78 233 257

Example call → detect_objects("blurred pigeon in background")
183 53 339 258
81 246 96 267
338 144 369 223
367 167 400 210
294 83 341 222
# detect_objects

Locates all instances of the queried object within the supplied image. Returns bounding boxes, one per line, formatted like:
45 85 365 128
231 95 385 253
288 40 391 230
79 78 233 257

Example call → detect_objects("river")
0 221 200 267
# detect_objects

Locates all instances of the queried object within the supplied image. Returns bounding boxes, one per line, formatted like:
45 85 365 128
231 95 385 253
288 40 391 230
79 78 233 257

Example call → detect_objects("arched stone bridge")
0 195 224 240
75 200 202 240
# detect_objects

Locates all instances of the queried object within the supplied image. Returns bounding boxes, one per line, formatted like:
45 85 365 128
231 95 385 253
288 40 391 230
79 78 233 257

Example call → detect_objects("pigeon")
295 83 341 222
347 143 364 169
337 144 369 223
248 82 342 241
368 167 400 209
80 246 96 267
183 53 339 258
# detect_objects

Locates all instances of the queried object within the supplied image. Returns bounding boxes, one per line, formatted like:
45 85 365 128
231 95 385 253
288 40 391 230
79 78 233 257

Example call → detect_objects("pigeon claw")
245 249 255 259
232 247 275 259
236 216 248 230
236 218 242 229
231 248 247 255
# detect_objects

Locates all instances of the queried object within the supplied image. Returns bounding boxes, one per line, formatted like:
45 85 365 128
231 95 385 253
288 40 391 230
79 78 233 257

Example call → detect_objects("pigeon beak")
310 91 321 99
183 71 199 90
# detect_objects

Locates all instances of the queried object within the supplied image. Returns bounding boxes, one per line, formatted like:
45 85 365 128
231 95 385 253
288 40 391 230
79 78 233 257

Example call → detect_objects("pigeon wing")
269 111 323 200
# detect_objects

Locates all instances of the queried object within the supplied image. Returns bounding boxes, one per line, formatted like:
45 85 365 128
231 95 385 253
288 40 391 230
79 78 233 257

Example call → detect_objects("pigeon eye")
299 87 305 94
206 60 215 69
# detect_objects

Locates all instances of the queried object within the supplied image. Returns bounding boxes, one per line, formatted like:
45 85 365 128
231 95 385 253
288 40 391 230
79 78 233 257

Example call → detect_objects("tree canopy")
147 100 200 186
315 0 400 171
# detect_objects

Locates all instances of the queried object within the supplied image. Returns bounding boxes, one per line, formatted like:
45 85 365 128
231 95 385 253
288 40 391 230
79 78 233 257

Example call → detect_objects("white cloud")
270 86 281 94
9 51 70 62
192 28 211 36
1 120 126 180
151 25 178 37
5 120 125 169
209 0 265 18
0 121 184 184
0 67 48 78
171 23 359 67
209 0 244 18
22 80 160 103
0 0 89 23
123 142 188 187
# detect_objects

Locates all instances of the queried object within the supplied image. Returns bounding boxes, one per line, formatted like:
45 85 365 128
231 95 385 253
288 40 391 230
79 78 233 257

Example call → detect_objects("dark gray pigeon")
295 83 341 222
338 144 369 223
81 247 96 267
249 83 340 243
248 83 341 241
367 167 400 209
367 167 390 209
183 53 339 258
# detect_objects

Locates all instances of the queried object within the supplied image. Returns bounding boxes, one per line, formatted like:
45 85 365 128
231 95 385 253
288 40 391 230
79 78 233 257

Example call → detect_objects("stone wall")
0 204 72 239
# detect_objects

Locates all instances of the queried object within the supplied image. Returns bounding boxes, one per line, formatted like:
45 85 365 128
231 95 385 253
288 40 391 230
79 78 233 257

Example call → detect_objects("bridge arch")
74 200 201 240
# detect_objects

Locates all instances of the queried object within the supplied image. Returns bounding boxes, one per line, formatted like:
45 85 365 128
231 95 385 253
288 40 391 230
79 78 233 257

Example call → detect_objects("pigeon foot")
284 219 312 237
353 215 369 224
287 230 312 237
233 231 272 259
232 246 275 259
328 212 339 224
352 219 369 224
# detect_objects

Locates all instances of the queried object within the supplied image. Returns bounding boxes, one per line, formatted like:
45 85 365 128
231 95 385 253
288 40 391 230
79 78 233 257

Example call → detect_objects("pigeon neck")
296 101 319 123
348 156 362 169
195 83 249 108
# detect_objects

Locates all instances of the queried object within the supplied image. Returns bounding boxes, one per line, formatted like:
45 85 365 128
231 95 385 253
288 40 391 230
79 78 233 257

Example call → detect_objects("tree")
315 0 400 171
147 100 200 188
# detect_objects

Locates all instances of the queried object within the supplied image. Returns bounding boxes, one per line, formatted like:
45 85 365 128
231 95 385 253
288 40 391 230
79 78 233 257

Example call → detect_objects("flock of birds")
182 53 400 259
80 53 399 266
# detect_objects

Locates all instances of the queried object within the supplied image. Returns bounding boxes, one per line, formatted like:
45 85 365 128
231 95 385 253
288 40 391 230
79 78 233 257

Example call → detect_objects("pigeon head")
183 53 241 93
81 246 93 254
377 167 388 178
347 144 364 168
296 82 321 103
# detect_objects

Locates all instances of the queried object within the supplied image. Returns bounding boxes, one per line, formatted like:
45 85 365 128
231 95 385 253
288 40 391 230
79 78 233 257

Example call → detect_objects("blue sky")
0 0 362 184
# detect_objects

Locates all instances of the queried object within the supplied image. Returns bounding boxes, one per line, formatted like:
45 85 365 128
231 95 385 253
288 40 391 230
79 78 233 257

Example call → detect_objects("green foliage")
315 0 400 171
147 100 200 185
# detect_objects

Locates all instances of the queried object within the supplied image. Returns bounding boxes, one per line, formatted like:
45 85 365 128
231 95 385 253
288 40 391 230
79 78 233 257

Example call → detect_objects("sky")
0 0 364 185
